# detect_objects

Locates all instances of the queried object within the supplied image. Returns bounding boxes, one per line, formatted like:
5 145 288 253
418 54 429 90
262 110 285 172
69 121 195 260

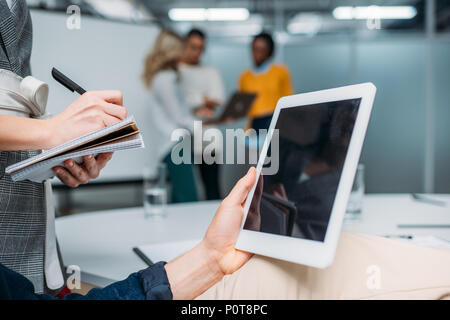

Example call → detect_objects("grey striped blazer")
0 0 52 294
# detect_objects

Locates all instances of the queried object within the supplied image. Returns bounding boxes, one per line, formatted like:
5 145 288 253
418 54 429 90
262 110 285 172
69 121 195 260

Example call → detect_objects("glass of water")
143 163 168 219
346 163 365 217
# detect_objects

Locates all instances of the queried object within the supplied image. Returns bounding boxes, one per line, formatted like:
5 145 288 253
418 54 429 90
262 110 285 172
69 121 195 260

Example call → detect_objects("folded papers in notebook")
6 116 144 182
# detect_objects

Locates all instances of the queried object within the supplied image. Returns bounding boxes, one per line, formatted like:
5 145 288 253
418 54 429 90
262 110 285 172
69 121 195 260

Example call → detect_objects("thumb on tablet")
225 167 257 205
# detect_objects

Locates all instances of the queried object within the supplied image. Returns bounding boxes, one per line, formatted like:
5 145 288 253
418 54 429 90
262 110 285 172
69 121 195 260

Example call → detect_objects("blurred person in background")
179 28 226 200
142 30 198 203
239 32 293 131
179 28 225 119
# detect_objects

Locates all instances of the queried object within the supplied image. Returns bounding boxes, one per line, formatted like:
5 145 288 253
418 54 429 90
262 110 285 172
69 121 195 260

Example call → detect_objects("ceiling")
26 0 450 36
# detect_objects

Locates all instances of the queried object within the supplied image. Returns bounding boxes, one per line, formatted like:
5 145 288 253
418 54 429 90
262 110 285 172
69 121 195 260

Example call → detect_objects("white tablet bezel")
235 82 376 268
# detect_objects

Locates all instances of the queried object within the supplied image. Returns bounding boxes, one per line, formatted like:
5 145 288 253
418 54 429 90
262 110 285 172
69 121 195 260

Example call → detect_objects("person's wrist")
38 118 59 149
198 240 225 280
163 240 224 299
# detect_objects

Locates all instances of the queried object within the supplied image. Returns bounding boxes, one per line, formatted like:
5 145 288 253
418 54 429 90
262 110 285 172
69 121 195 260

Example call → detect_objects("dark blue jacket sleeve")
0 262 172 300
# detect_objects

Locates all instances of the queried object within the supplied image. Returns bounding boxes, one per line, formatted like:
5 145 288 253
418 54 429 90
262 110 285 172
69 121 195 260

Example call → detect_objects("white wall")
434 41 450 193
30 10 160 181
355 38 427 193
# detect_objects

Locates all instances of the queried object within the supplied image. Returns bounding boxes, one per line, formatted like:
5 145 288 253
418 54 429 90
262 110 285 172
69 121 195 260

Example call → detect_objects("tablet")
235 83 376 268
205 92 256 124
218 92 256 122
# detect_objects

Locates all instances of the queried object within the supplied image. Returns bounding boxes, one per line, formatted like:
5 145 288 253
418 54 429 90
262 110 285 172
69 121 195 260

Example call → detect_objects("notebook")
5 116 144 182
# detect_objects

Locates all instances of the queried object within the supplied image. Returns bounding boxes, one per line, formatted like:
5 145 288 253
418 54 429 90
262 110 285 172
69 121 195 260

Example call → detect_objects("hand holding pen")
46 68 127 148
46 68 126 187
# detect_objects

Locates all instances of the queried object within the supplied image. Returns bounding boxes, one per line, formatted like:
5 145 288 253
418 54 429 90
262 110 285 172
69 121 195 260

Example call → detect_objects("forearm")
40 263 170 300
0 115 53 151
165 241 224 300
61 273 145 300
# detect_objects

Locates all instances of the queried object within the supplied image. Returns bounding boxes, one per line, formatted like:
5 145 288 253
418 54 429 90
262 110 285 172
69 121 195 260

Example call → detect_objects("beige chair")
197 232 450 300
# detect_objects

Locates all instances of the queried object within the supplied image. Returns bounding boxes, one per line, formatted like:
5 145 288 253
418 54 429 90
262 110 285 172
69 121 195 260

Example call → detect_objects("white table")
55 194 450 287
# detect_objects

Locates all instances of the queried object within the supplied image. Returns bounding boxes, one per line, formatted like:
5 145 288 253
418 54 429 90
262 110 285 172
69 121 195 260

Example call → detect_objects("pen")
51 67 86 95
132 247 154 267
411 193 447 207
398 224 450 229
384 234 414 240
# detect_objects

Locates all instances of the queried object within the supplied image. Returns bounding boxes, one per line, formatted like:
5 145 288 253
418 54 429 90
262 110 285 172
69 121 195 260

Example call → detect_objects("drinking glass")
143 163 168 218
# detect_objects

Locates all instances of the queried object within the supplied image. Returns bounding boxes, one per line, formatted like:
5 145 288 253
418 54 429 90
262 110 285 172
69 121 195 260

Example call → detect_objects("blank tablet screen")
243 98 362 242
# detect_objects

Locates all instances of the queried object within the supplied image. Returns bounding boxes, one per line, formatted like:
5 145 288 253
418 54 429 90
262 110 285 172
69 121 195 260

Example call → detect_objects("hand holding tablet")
235 83 377 268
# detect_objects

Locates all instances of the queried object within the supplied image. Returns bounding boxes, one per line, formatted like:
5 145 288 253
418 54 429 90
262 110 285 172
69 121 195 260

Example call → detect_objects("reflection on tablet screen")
243 98 362 242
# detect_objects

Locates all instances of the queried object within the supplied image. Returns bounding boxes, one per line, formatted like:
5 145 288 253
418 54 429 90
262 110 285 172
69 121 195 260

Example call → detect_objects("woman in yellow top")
239 32 294 130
